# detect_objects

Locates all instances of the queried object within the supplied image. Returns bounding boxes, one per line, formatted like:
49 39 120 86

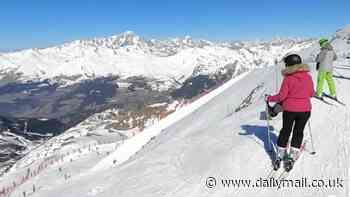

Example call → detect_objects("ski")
313 96 333 105
333 75 350 80
270 165 290 181
267 166 285 180
277 170 289 181
322 93 346 106
267 168 279 179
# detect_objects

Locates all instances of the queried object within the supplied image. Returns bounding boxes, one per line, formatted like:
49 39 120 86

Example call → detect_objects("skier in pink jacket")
267 54 315 171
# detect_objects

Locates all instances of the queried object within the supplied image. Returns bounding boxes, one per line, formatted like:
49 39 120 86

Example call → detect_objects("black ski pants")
277 111 311 149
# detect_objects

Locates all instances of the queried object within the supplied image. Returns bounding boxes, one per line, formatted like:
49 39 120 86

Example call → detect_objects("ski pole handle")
264 94 270 104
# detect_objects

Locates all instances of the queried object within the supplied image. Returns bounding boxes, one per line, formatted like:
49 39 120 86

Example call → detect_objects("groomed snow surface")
1 56 350 196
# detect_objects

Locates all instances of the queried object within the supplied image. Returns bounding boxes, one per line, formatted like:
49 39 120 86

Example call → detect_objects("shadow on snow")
239 121 278 165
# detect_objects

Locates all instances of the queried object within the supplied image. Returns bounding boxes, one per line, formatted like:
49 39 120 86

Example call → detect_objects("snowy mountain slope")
333 27 350 58
3 57 350 197
90 72 251 172
2 27 350 197
0 32 313 87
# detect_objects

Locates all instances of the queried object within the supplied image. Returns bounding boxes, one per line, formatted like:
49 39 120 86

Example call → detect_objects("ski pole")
275 60 278 93
265 101 273 152
307 120 316 155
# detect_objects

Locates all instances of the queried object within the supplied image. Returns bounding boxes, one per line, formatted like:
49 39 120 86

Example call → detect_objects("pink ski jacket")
268 64 315 112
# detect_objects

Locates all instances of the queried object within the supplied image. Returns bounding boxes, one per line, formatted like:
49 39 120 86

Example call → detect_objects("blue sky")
1 0 349 49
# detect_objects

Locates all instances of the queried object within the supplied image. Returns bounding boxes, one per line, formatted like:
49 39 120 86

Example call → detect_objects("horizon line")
1 31 320 53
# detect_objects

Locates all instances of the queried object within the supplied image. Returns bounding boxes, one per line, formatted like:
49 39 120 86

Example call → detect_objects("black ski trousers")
277 111 311 149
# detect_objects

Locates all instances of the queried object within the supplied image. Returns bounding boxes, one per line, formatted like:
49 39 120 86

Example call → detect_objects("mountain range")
1 26 350 197
1 27 349 176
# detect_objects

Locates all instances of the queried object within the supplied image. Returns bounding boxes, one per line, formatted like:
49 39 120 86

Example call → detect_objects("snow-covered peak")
0 32 314 86
55 31 213 54
336 25 350 39
108 31 143 47
60 31 146 50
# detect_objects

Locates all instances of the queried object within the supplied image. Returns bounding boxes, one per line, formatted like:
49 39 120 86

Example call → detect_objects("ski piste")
322 93 346 106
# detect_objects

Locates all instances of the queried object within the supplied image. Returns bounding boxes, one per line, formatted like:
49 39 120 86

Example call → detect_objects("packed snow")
2 61 350 196
1 28 350 197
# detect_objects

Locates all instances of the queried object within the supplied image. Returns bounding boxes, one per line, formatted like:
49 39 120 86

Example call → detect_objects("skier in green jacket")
315 38 338 99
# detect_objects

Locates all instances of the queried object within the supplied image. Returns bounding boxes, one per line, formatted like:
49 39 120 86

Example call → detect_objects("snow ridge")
0 32 313 86
91 72 250 171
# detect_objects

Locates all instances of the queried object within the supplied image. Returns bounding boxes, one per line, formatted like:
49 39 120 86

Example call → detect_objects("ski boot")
283 155 294 172
284 147 299 172
323 92 337 100
273 146 287 171
273 157 282 171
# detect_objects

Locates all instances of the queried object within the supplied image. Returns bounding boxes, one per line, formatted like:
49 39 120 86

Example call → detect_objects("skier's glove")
264 94 270 102
316 62 320 70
